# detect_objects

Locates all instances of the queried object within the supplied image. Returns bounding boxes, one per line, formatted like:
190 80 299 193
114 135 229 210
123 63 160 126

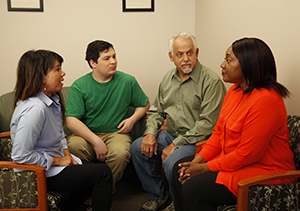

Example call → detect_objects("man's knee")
130 136 143 154
68 135 95 161
162 159 176 181
109 148 131 163
68 137 81 154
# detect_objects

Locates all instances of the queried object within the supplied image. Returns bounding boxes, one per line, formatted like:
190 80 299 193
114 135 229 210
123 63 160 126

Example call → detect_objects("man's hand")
178 162 210 185
161 143 177 161
141 134 157 158
93 137 108 162
117 118 135 134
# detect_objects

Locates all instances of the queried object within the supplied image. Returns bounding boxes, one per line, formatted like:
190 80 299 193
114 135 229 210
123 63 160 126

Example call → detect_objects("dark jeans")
172 156 237 211
47 160 112 211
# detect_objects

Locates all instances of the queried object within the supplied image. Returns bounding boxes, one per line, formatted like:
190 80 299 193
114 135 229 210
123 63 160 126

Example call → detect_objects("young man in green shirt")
66 40 150 191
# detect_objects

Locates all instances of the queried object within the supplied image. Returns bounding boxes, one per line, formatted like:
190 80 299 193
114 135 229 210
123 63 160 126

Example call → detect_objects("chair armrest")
195 140 207 154
0 161 46 172
238 170 300 187
160 119 168 131
237 170 300 211
0 161 48 211
0 131 10 138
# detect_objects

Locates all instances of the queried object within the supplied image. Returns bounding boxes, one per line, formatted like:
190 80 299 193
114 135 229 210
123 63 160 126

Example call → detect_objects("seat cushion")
217 205 237 211
47 191 63 211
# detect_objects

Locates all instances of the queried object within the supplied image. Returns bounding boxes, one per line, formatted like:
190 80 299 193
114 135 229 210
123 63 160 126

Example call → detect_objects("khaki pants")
67 132 132 190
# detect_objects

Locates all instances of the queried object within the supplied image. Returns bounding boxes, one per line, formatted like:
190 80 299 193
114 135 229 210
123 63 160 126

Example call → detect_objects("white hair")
168 32 198 56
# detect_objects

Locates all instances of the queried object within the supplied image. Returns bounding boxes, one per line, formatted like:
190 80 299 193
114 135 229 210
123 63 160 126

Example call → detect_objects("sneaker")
162 202 174 211
86 205 93 211
140 194 170 211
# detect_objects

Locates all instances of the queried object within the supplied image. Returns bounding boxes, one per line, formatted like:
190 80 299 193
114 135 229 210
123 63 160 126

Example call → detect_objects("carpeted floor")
111 163 148 211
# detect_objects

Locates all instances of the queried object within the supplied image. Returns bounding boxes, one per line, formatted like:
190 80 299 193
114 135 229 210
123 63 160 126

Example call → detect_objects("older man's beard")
181 62 193 74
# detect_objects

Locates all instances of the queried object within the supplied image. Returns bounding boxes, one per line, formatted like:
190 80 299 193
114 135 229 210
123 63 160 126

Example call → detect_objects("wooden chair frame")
237 170 300 210
0 132 48 211
195 140 300 211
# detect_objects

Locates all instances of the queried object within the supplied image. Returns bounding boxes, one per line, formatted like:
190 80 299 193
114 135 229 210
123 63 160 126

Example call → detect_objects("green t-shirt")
66 71 149 133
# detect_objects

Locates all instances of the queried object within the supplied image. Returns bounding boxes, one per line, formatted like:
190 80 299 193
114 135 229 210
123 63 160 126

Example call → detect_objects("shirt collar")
171 60 202 83
37 92 60 107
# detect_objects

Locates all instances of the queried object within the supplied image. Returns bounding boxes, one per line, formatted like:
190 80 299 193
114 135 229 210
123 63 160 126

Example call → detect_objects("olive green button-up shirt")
144 60 226 147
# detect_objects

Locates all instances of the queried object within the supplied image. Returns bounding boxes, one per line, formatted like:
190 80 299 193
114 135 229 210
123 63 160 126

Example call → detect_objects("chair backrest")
0 87 72 136
287 115 300 170
0 91 14 133
0 134 59 210
0 132 48 210
0 132 12 161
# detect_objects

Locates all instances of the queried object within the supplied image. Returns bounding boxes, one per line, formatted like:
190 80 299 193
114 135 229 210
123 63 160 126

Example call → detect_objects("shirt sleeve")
205 96 285 172
197 119 223 161
65 83 85 119
173 79 226 147
144 82 167 136
130 77 149 108
60 127 68 149
11 105 53 171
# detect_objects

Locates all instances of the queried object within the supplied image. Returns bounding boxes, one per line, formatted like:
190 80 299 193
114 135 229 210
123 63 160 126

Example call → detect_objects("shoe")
162 202 174 211
86 205 93 211
140 194 170 211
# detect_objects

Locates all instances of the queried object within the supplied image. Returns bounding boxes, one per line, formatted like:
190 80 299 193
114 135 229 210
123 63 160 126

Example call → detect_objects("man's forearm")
131 101 150 123
66 116 99 146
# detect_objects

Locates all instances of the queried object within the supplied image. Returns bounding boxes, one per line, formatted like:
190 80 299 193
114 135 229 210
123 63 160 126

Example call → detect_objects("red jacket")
198 84 296 195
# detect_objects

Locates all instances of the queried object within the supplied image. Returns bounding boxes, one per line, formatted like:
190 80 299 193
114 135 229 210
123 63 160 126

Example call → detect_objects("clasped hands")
53 149 79 166
178 160 210 185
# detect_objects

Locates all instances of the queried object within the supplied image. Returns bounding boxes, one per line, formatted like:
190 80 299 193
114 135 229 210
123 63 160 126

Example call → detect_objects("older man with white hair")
131 32 227 211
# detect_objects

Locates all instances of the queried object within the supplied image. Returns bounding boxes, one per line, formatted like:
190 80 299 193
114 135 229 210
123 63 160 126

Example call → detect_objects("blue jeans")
131 130 195 200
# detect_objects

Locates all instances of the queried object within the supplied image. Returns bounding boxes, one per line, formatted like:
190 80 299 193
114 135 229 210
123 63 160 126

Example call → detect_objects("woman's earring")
44 85 46 91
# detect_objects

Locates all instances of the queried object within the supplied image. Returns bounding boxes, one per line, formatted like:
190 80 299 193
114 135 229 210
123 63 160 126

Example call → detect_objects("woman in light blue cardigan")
10 50 112 211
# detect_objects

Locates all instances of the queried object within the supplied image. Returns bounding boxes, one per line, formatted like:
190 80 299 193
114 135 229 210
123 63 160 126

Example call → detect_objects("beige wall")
1 0 299 115
0 0 196 104
196 0 300 115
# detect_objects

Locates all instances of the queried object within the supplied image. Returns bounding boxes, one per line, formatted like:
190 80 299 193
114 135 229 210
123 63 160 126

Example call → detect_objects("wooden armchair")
0 89 66 210
196 115 300 211
0 132 64 211
0 132 48 210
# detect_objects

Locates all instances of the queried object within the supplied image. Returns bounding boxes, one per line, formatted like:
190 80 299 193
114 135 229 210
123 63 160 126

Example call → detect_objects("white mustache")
181 62 192 67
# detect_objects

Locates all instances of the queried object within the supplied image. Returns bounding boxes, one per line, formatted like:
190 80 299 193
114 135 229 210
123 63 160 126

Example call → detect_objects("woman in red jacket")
172 37 296 211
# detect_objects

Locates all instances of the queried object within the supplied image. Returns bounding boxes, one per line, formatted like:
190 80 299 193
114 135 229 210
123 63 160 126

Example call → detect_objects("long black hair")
232 37 289 98
14 50 66 124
